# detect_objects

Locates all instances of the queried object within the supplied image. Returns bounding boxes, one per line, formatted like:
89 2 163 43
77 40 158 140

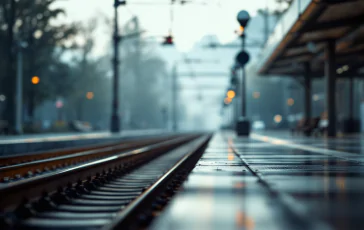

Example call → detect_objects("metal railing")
255 0 312 73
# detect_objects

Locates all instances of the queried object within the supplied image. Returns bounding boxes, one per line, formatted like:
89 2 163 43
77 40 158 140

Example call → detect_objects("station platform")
151 131 364 230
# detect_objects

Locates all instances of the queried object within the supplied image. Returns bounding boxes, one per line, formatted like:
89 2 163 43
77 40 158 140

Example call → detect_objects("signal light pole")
240 34 247 118
235 10 251 136
111 0 126 133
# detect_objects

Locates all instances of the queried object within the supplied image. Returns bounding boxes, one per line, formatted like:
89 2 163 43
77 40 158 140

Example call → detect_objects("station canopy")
256 0 364 78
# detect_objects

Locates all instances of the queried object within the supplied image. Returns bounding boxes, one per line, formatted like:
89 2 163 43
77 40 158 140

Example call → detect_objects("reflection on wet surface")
150 132 364 230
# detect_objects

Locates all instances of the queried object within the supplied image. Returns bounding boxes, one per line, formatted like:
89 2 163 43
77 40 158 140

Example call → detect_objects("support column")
235 95 239 126
304 62 312 121
171 64 178 131
347 76 355 133
349 76 354 121
235 77 240 125
325 40 336 137
241 35 247 118
15 45 23 134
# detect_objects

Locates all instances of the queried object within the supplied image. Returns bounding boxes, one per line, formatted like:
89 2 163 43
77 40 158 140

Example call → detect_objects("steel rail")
0 140 126 167
0 134 201 212
0 135 182 182
104 134 211 230
0 134 176 166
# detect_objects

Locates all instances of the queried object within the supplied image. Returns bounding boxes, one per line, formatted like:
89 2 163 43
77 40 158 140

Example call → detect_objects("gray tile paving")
150 132 364 230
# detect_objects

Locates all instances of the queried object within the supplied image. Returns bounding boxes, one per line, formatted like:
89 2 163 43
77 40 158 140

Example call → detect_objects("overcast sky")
54 0 281 54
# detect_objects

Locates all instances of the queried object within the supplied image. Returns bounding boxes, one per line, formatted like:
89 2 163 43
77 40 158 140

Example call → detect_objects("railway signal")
237 10 250 28
162 35 174 45
236 10 251 136
236 51 250 67
224 97 232 105
227 90 236 99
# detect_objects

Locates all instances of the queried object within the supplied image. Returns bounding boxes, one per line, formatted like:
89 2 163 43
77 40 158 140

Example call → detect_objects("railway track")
0 135 181 182
0 133 211 230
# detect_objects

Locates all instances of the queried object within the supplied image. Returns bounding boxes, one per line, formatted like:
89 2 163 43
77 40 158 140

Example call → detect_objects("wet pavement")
150 131 364 230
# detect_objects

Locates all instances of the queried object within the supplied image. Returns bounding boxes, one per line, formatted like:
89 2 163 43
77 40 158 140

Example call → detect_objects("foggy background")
1 0 362 133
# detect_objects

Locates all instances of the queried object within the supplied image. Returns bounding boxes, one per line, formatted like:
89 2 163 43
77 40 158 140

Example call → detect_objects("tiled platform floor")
150 131 364 230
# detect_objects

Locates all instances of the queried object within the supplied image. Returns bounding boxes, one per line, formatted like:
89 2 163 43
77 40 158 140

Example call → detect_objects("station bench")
291 117 327 136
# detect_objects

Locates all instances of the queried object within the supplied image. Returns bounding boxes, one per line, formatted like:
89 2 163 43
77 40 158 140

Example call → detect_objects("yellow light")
253 92 260 99
274 114 282 123
234 182 245 189
240 26 245 33
228 153 235 161
336 176 346 191
224 97 232 104
313 94 319 101
227 90 236 99
86 91 94 100
235 211 255 230
31 76 40 85
287 98 294 106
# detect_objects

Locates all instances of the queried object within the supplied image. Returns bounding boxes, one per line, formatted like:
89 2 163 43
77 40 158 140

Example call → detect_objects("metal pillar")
4 0 16 133
263 6 269 46
234 77 240 126
325 40 336 137
231 106 234 128
345 76 356 133
241 34 247 117
349 76 354 120
15 47 23 134
172 64 178 131
110 0 123 133
304 62 312 121
235 33 250 136
235 95 239 125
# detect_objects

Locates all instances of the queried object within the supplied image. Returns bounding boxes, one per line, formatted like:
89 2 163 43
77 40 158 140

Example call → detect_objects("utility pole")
16 48 23 134
110 0 126 133
263 6 269 46
172 63 178 131
15 42 27 134
4 0 16 133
